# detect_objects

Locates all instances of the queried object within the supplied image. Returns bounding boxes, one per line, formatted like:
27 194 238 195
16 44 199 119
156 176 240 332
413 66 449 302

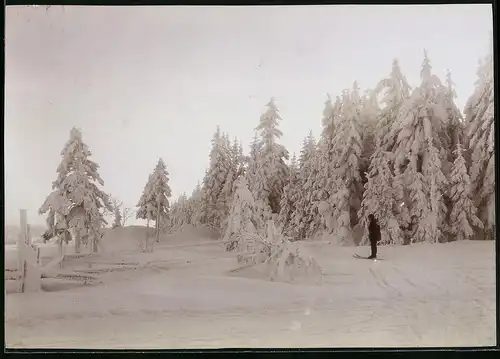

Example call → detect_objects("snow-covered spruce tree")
404 158 430 243
136 158 172 244
199 126 233 231
189 182 203 226
359 89 381 181
288 132 321 240
237 141 245 176
109 197 124 229
253 98 290 227
136 173 154 228
388 51 450 244
112 206 123 229
373 58 412 152
422 138 449 243
245 132 261 195
314 95 342 230
358 149 402 245
218 168 237 232
277 153 301 238
321 85 364 243
448 142 483 241
223 176 259 251
305 95 343 238
301 134 324 239
196 170 210 226
441 69 465 158
39 127 112 253
434 69 466 231
359 59 412 243
463 49 495 240
170 193 190 231
218 137 244 233
169 199 179 230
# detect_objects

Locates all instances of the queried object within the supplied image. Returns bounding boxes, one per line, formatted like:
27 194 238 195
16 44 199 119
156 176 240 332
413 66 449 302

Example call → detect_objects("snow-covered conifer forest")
170 51 495 246
5 5 495 349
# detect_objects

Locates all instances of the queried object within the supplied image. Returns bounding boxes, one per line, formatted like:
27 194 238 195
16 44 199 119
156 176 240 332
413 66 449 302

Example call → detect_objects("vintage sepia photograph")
4 4 496 349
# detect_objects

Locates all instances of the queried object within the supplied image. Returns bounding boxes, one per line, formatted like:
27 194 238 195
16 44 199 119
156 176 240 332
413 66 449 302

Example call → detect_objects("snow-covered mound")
100 224 219 253
168 225 219 242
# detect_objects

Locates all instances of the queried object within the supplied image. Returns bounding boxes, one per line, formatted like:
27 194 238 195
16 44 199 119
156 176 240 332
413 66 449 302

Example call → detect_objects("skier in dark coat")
367 214 381 259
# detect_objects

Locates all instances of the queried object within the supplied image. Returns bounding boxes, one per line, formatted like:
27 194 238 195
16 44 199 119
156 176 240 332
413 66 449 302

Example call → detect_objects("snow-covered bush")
223 177 259 251
232 221 323 283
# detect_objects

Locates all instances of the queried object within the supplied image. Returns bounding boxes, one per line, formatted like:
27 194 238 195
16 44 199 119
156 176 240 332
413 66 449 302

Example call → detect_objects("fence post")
17 210 28 292
17 210 41 293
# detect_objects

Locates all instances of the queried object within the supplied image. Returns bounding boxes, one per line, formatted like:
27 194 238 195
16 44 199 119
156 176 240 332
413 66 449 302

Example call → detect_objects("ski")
353 254 383 260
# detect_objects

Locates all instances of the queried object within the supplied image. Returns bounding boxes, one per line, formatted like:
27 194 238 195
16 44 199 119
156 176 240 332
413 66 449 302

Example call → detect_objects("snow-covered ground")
5 227 496 348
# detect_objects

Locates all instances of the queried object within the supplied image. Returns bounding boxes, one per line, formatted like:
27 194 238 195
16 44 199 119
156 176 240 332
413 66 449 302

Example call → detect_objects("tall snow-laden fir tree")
288 132 321 240
189 182 203 226
434 69 466 233
320 85 364 243
463 48 495 239
253 98 290 225
199 126 233 231
358 149 402 245
359 89 381 180
170 193 190 230
136 173 154 226
374 59 412 151
360 58 411 241
441 69 464 159
39 127 112 252
449 142 483 241
388 51 449 243
302 136 324 239
246 132 261 194
422 138 449 243
320 94 336 139
218 137 245 232
314 95 342 229
278 153 301 238
136 158 172 238
112 206 123 229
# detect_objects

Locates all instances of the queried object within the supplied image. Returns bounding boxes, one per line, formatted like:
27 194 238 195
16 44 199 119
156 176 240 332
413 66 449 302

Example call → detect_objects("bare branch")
122 207 136 226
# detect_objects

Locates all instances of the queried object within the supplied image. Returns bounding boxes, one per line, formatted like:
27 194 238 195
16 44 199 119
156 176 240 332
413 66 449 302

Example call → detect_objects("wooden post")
17 209 28 292
17 209 28 270
18 210 41 293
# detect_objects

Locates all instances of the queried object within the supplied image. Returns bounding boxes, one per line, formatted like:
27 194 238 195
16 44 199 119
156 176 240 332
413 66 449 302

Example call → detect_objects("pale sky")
5 4 493 226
